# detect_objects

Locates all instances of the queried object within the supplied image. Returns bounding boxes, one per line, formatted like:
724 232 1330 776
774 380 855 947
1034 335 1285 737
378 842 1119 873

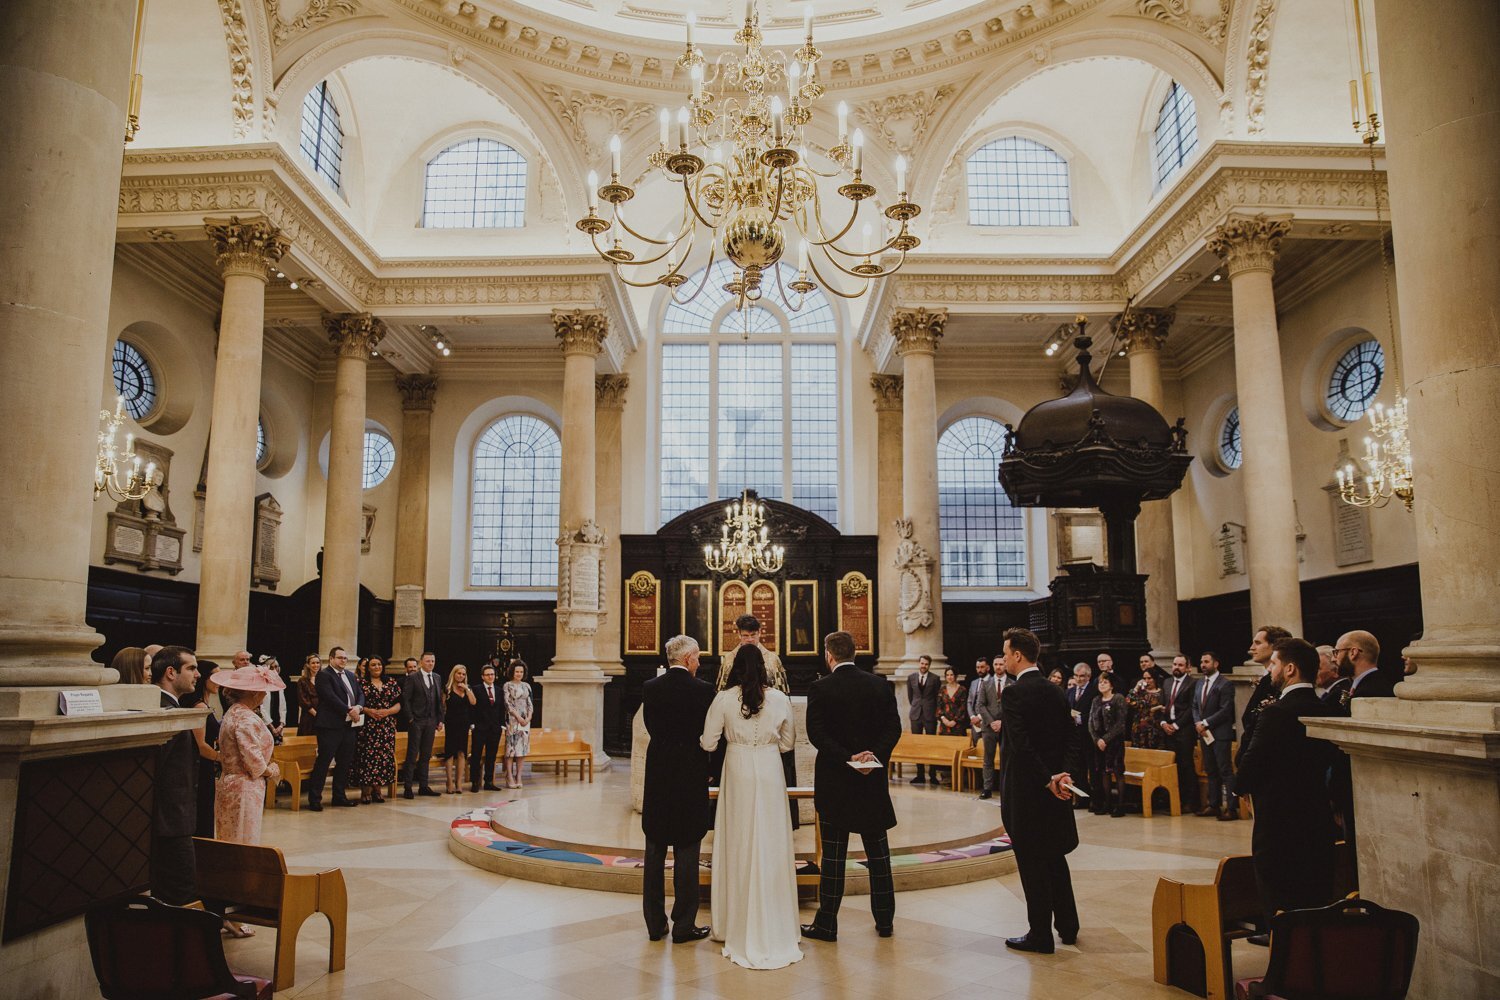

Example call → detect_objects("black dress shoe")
332 799 358 807
1005 935 1054 954
672 926 712 943
483 783 502 791
470 784 480 792
800 924 837 942
978 790 993 800
418 787 442 797
1247 932 1270 947
1059 932 1077 946
307 801 323 812
876 926 893 938
647 928 668 942
909 775 925 784
402 789 415 800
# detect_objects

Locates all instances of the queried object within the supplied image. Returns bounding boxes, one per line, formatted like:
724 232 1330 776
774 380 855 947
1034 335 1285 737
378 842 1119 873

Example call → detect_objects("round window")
363 430 395 488
112 340 157 420
1218 406 1243 471
1326 339 1384 422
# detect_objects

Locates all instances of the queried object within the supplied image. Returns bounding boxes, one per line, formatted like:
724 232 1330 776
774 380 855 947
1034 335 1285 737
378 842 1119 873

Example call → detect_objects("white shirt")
1280 681 1315 698
1015 665 1039 679
1168 674 1186 720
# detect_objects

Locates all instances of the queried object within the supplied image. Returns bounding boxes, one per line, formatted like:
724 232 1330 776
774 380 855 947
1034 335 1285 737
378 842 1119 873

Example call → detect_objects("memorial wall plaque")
837 571 873 655
718 580 749 654
625 571 661 655
785 580 818 656
750 580 779 654
394 585 424 629
1325 486 1374 567
681 580 713 652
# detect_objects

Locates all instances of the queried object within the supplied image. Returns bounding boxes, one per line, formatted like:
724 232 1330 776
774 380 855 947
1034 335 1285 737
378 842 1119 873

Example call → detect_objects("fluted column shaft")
594 375 629 675
195 219 288 661
871 375 904 675
894 309 947 671
0 0 135 686
1121 310 1181 658
391 374 436 662
1209 216 1303 636
318 314 384 655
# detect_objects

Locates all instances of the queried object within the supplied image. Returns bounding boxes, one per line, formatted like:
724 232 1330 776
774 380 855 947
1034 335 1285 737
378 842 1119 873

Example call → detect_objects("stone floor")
232 766 1266 999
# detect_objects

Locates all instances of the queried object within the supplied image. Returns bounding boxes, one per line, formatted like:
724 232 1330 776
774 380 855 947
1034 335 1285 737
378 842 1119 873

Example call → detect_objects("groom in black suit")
640 635 715 943
999 627 1082 954
803 630 903 942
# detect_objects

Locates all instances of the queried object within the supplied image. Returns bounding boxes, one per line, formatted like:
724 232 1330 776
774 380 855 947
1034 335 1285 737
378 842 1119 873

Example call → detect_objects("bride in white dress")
699 644 804 970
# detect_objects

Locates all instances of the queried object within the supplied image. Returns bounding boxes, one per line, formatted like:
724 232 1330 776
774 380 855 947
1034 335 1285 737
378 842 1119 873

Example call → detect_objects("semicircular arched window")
1153 81 1199 189
470 415 561 588
299 80 344 193
112 340 157 421
1326 339 1385 422
1218 406 1243 471
966 136 1071 227
423 137 528 228
938 416 1028 587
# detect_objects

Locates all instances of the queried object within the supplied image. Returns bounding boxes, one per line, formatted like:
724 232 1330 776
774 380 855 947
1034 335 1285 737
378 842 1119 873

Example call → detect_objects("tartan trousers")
810 823 895 934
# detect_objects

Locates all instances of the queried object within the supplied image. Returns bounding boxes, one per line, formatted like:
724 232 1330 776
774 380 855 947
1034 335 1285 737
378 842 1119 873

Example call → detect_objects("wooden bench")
888 733 968 790
527 728 594 781
267 735 318 811
956 741 1002 793
193 837 348 993
1123 746 1181 817
1152 855 1261 1000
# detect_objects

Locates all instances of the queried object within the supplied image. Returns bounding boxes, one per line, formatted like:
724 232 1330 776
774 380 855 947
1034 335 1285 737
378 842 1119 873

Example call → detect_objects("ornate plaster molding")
891 307 947 356
215 0 256 139
265 0 360 48
538 85 658 165
893 518 934 635
1207 212 1293 275
1245 0 1276 135
204 215 290 277
870 373 903 412
595 373 630 409
324 311 387 357
556 520 607 636
853 85 957 156
1133 0 1230 48
395 372 438 410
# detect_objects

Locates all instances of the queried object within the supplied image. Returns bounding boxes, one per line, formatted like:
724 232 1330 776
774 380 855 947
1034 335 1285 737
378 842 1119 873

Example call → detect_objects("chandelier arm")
799 185 862 249
668 245 722 306
771 260 805 313
804 249 872 300
610 209 677 247
682 177 725 230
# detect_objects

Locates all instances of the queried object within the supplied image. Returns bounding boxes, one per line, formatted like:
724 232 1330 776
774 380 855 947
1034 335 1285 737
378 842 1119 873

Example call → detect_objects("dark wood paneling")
941 601 1032 679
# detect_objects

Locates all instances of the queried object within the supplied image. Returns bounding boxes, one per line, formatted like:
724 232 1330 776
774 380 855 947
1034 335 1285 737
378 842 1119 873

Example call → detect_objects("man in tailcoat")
640 635 716 943
802 630 903 942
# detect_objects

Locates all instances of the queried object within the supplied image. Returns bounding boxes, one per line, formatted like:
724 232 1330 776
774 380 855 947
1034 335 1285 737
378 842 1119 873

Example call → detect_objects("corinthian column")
1208 215 1303 636
594 374 629 676
1119 308 1181 659
870 374 905 675
318 313 384 655
541 310 610 766
195 218 289 662
892 308 948 673
391 374 436 662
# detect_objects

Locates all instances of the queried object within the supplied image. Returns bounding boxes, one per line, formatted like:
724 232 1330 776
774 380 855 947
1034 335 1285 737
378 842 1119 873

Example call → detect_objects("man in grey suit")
906 654 940 784
966 657 990 747
1192 651 1238 820
401 651 445 798
971 655 1003 799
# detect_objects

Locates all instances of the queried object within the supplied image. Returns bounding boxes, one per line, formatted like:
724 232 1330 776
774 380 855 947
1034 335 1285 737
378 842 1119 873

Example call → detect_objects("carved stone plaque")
394 584 424 629
1325 486 1373 566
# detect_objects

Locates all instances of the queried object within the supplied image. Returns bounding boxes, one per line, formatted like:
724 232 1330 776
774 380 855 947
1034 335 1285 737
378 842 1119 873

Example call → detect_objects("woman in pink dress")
213 663 285 845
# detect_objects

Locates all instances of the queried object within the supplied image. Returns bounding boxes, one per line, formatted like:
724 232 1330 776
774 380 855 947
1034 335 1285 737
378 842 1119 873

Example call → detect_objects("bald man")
1328 629 1397 846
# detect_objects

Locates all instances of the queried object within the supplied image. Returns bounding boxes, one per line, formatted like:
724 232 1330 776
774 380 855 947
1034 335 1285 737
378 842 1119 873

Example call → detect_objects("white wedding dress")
699 687 804 970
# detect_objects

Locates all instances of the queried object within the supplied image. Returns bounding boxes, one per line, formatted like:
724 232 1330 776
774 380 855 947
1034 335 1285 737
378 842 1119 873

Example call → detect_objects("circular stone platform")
448 769 1014 894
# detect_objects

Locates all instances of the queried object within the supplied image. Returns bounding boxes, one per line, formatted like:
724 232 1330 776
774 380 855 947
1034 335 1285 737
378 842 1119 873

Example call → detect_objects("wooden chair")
1123 746 1181 817
86 895 272 1000
528 728 594 781
888 734 968 790
193 838 348 993
1234 897 1419 1000
1152 855 1262 1000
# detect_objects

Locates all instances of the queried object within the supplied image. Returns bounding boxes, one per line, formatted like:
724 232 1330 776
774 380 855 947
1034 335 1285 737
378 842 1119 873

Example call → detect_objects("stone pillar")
1208 215 1303 636
1119 308 1182 660
318 313 384 655
391 374 436 662
0 0 138 689
594 374 629 676
541 310 610 766
195 218 288 662
871 374 905 675
1302 6 1500 998
891 308 947 673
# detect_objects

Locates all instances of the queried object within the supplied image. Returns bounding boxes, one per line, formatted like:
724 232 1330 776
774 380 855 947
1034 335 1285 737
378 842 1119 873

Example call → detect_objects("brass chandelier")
95 396 157 503
576 2 920 315
704 490 785 577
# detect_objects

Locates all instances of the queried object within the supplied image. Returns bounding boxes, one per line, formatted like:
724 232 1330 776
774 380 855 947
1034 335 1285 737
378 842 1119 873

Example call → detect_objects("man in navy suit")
1327 629 1398 842
307 646 365 811
1158 654 1200 813
1192 651 1237 820
470 664 504 791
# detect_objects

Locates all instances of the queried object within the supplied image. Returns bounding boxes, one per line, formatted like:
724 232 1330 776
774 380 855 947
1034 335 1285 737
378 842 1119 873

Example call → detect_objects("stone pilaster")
594 374 629 676
892 308 948 674
318 313 384 655
391 373 436 662
1207 214 1303 636
195 217 289 662
871 374 905 675
1119 308 1182 660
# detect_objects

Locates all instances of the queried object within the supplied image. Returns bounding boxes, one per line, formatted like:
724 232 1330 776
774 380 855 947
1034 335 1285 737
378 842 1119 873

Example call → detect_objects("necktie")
487 685 494 701
1170 677 1181 719
339 670 353 703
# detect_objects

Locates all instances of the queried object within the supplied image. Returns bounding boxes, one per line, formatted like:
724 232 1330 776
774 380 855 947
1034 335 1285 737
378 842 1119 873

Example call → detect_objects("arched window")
423 138 528 228
658 261 839 526
256 418 268 468
362 430 395 488
1326 339 1384 422
470 415 561 588
1218 407 1243 471
1153 81 1199 189
299 80 344 192
938 417 1027 587
966 136 1071 227
112 340 157 420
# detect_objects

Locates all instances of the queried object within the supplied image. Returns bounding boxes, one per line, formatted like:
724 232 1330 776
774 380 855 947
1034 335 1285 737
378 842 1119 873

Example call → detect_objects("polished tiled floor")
235 767 1266 999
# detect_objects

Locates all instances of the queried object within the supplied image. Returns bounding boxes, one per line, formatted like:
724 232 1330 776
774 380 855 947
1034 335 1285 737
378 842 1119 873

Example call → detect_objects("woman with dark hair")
295 654 321 736
110 646 149 685
503 660 533 789
1088 672 1129 817
699 644 801 970
355 657 400 803
1127 670 1165 750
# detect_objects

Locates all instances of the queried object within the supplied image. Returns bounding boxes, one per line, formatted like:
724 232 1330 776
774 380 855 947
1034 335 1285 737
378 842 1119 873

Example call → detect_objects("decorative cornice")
395 373 438 411
1245 0 1277 135
553 308 606 356
891 308 947 356
853 85 958 156
204 215 289 277
1207 212 1294 276
265 0 360 49
1133 0 1230 48
1118 307 1175 355
324 311 386 358
215 0 256 139
595 373 629 409
870 374 904 412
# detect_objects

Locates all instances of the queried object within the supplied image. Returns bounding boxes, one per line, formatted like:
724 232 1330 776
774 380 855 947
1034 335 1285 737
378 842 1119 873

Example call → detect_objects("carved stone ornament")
595 374 629 409
892 518 935 635
325 311 387 358
891 308 948 356
104 441 185 575
1135 0 1230 46
395 373 438 411
870 373 904 411
540 85 657 166
853 85 956 156
205 216 290 277
1245 0 1277 135
553 308 607 356
252 492 282 589
265 0 359 48
362 503 376 555
556 520 607 636
214 0 255 139
1207 213 1293 276
1117 307 1175 356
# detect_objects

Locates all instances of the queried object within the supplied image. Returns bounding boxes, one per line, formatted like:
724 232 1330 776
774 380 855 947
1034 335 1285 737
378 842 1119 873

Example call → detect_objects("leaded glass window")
299 81 344 192
112 340 157 420
1219 407 1243 471
1326 340 1385 422
362 431 395 488
660 344 710 522
966 136 1071 227
256 418 268 467
1154 81 1199 189
423 138 527 228
938 417 1027 587
470 415 561 588
717 343 784 503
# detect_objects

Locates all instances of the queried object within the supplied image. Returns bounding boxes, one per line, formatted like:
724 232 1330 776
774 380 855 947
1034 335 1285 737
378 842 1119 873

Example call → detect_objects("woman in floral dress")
355 656 401 803
503 661 533 789
1127 670 1166 750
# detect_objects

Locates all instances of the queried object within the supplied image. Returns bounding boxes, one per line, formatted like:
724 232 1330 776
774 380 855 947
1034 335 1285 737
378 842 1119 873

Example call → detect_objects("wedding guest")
1127 670 1165 750
1238 625 1292 769
400 652 443 798
1088 673 1128 817
966 657 990 748
396 657 419 731
295 654 321 736
973 655 1003 801
110 646 149 685
1047 668 1066 687
151 646 201 906
182 660 222 839
504 661 534 789
1066 662 1097 807
934 667 968 785
906 654 940 784
308 647 365 811
355 656 400 803
1194 651 1238 820
470 665 504 792
1159 655 1200 813
144 643 164 662
255 656 288 740
442 665 476 794
1328 629 1395 842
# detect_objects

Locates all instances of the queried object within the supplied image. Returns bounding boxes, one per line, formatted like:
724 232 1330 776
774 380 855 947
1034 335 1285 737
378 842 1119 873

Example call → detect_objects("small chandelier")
576 2 920 316
95 396 157 502
704 490 785 577
1337 0 1414 512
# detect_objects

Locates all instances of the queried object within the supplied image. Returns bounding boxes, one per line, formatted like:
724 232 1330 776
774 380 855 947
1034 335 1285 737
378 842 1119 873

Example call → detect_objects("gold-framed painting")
680 579 713 652
749 579 779 654
623 570 660 655
836 571 873 655
717 580 750 655
784 580 819 655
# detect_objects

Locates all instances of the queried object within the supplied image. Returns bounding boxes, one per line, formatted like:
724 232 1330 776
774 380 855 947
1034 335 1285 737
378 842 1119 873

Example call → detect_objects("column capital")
395 373 438 412
595 374 630 410
205 215 289 280
553 309 607 357
870 373 904 411
1207 213 1294 277
891 308 947 356
1118 307 1175 356
324 312 386 359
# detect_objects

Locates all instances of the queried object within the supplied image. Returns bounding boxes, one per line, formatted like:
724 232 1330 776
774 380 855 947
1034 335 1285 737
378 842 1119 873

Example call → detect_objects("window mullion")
782 335 794 505
707 339 719 503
